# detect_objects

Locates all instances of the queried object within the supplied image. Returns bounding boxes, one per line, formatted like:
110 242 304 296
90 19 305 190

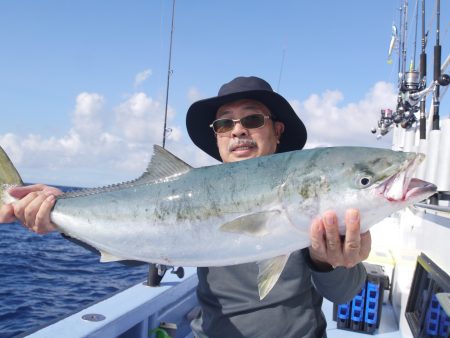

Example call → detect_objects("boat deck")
24 267 403 338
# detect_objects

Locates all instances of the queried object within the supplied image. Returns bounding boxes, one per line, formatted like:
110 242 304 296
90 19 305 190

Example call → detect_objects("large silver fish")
0 145 436 299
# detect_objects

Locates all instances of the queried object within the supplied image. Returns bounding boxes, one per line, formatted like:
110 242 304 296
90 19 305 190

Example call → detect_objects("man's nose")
231 120 249 137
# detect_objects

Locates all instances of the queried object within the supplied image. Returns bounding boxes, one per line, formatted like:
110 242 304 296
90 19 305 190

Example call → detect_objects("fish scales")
51 153 296 266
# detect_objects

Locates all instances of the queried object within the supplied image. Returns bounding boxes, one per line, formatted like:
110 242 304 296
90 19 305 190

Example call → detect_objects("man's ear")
274 121 285 140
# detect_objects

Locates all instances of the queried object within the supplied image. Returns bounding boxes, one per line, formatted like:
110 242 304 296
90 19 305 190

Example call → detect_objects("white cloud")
72 92 105 138
293 81 396 149
167 126 182 142
0 91 172 186
187 86 204 103
115 92 165 143
134 69 152 87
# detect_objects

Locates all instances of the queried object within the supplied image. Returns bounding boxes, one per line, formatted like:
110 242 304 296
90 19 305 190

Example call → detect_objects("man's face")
214 99 285 163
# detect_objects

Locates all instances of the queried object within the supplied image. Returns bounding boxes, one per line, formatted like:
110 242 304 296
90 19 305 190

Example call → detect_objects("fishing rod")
372 0 449 138
162 0 176 149
412 0 419 69
432 0 441 130
372 4 405 138
401 0 409 83
419 0 427 139
150 0 185 287
397 5 403 79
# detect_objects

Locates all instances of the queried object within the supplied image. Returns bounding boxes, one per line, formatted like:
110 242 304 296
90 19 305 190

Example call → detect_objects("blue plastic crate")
405 253 450 338
333 263 389 334
425 295 441 336
350 286 366 330
337 303 350 320
439 307 449 338
336 303 350 328
364 281 380 331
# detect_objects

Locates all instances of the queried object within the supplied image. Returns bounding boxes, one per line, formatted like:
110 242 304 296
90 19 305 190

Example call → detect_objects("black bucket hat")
186 76 307 161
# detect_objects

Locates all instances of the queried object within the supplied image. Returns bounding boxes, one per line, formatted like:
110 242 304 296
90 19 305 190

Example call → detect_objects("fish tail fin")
0 146 23 208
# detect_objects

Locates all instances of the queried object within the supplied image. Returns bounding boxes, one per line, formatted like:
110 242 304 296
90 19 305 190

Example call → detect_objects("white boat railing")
23 267 198 338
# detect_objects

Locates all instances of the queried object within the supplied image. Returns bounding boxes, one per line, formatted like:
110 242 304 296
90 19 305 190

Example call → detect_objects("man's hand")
0 184 63 234
309 209 371 270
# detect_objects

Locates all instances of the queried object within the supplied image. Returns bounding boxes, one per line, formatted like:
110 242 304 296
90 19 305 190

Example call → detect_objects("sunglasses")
209 113 271 134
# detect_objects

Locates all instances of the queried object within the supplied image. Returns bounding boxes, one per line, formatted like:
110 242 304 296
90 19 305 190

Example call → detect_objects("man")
0 76 370 337
186 76 370 337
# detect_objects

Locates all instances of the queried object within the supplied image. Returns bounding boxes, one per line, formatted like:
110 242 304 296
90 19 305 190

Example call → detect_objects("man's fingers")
359 231 372 261
12 192 41 225
343 209 362 267
323 211 340 251
23 192 49 229
308 209 370 270
0 204 16 223
8 184 47 199
43 186 64 196
5 184 61 233
34 195 57 234
322 210 343 266
310 217 326 257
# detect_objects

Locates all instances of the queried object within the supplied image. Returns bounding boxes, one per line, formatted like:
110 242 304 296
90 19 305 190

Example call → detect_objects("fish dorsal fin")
59 145 192 199
257 254 289 300
138 145 192 183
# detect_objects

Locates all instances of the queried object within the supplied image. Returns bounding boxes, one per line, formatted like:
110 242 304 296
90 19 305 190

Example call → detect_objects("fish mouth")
378 153 437 201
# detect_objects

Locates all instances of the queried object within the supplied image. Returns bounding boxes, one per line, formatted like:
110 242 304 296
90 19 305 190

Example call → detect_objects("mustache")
228 138 257 151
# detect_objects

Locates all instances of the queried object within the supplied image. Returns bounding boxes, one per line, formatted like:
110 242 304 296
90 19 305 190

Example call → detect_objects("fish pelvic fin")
100 250 127 263
257 254 289 300
219 210 281 236
0 146 23 208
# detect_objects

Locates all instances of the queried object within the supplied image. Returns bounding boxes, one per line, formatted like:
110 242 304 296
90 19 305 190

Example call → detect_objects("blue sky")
0 0 449 186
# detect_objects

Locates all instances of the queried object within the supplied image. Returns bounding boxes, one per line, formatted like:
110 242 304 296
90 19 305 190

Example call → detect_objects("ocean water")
0 190 150 337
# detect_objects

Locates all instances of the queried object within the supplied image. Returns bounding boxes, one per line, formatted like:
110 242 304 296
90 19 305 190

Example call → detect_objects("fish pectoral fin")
219 210 281 236
100 250 127 262
257 254 289 300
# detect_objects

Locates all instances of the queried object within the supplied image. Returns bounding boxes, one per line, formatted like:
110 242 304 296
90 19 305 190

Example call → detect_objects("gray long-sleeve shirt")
191 249 366 338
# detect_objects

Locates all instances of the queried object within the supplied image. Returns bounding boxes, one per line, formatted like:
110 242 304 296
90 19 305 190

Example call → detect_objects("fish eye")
356 175 373 188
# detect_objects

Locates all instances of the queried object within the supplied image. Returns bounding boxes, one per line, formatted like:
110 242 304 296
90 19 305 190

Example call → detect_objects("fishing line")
426 0 437 39
276 48 286 92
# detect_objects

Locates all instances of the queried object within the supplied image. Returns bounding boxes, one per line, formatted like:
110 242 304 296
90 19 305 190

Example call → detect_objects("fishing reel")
394 95 419 129
147 263 185 286
371 109 395 138
372 71 422 138
399 70 424 107
371 105 417 138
